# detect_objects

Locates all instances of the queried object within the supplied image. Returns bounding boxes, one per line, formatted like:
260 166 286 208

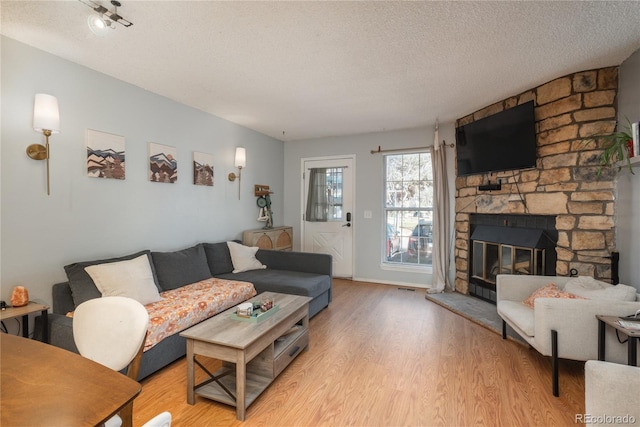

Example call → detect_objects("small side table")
0 302 49 343
596 315 639 366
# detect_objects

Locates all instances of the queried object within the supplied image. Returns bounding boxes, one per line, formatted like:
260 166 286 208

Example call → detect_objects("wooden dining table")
1 334 141 427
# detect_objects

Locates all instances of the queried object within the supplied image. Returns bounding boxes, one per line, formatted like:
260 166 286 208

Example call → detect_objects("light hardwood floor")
133 279 585 426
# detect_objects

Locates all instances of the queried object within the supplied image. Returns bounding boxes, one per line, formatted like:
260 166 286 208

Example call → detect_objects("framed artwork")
193 151 214 186
149 143 177 183
86 129 125 180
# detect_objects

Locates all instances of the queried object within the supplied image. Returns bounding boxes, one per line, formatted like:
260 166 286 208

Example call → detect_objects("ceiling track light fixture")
80 0 133 36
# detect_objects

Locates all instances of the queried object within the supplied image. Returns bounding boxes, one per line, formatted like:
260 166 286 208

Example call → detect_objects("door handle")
343 212 352 227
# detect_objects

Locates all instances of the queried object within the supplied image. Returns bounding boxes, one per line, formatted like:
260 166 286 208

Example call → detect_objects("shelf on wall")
254 184 273 196
616 156 640 170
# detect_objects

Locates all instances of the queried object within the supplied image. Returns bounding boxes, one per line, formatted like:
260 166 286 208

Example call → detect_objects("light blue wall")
1 37 285 307
283 125 457 288
615 48 640 290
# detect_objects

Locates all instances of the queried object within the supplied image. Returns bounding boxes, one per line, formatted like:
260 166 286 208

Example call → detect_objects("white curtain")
428 122 453 293
305 168 329 222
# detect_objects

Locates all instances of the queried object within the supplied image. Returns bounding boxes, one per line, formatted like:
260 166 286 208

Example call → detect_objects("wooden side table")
596 315 639 366
0 302 49 343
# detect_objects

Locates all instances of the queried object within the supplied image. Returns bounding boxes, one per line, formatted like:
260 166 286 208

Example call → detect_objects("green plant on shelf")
584 119 635 177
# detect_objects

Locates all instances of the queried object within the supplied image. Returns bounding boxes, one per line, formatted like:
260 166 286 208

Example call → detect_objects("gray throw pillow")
202 242 235 275
65 250 159 308
151 244 212 291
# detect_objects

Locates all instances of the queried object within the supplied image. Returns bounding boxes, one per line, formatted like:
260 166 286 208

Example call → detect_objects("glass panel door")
485 243 499 284
472 241 484 280
500 245 513 274
514 248 533 274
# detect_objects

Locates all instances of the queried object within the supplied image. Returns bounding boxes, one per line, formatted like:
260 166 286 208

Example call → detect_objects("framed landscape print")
149 143 177 183
86 129 125 180
193 151 214 186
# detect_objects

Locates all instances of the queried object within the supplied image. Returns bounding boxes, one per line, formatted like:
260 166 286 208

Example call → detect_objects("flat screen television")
455 100 537 176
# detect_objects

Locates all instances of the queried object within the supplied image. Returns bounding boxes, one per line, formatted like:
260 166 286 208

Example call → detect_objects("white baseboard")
349 276 430 289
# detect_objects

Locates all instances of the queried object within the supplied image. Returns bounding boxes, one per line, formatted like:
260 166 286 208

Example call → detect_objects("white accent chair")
585 361 640 427
73 296 149 427
496 274 640 397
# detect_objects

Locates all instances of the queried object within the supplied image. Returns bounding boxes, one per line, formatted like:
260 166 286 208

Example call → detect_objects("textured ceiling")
2 1 640 142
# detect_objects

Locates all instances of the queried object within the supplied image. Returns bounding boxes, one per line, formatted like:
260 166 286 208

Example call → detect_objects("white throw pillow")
84 254 161 305
227 241 266 273
565 276 637 301
564 276 607 290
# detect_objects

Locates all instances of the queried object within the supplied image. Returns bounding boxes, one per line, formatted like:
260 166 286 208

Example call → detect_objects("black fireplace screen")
468 217 557 303
472 240 545 285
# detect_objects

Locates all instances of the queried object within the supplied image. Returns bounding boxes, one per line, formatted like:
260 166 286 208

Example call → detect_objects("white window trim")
381 150 434 269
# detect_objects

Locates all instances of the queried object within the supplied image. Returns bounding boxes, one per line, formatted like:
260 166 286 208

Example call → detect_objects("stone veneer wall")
454 67 619 294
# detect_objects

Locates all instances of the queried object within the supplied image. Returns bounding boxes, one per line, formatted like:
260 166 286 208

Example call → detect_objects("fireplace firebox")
469 214 557 303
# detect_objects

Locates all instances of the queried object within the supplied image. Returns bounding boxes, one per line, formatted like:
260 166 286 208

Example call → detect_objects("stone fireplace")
454 66 618 297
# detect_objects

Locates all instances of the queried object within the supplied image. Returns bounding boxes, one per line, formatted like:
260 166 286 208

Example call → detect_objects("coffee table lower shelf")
196 368 272 408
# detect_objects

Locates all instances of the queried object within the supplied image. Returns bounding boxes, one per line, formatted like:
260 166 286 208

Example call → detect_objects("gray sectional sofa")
47 241 332 380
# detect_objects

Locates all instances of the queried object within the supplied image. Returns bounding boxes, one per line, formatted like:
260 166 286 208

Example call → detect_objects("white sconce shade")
235 147 246 168
228 147 246 199
33 94 60 133
28 93 60 196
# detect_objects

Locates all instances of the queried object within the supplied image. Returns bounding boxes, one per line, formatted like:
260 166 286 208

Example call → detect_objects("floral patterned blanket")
143 277 256 351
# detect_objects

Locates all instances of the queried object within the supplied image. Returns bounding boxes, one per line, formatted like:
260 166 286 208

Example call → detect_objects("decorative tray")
231 305 279 323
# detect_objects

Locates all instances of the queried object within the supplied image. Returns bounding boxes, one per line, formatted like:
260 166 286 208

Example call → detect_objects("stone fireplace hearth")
454 66 618 296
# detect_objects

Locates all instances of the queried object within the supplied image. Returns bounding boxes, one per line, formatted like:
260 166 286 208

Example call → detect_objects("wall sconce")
228 147 246 199
27 94 60 196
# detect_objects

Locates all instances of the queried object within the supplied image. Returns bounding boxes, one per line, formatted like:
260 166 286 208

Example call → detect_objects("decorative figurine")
257 195 273 229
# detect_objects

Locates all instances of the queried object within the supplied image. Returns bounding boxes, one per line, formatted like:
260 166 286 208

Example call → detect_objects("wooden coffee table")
180 292 311 420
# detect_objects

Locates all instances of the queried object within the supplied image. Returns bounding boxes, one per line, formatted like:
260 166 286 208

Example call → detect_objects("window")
384 152 433 266
305 167 344 221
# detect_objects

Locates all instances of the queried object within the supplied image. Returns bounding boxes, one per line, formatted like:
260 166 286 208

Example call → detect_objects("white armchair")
496 274 640 397
584 361 640 427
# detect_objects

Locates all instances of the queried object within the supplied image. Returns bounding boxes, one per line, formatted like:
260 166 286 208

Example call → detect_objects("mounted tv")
456 100 537 176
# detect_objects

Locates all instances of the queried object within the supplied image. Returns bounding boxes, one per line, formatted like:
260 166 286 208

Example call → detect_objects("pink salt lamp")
10 286 29 307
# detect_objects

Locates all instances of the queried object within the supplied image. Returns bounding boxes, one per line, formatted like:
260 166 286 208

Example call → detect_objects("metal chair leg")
551 329 559 397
